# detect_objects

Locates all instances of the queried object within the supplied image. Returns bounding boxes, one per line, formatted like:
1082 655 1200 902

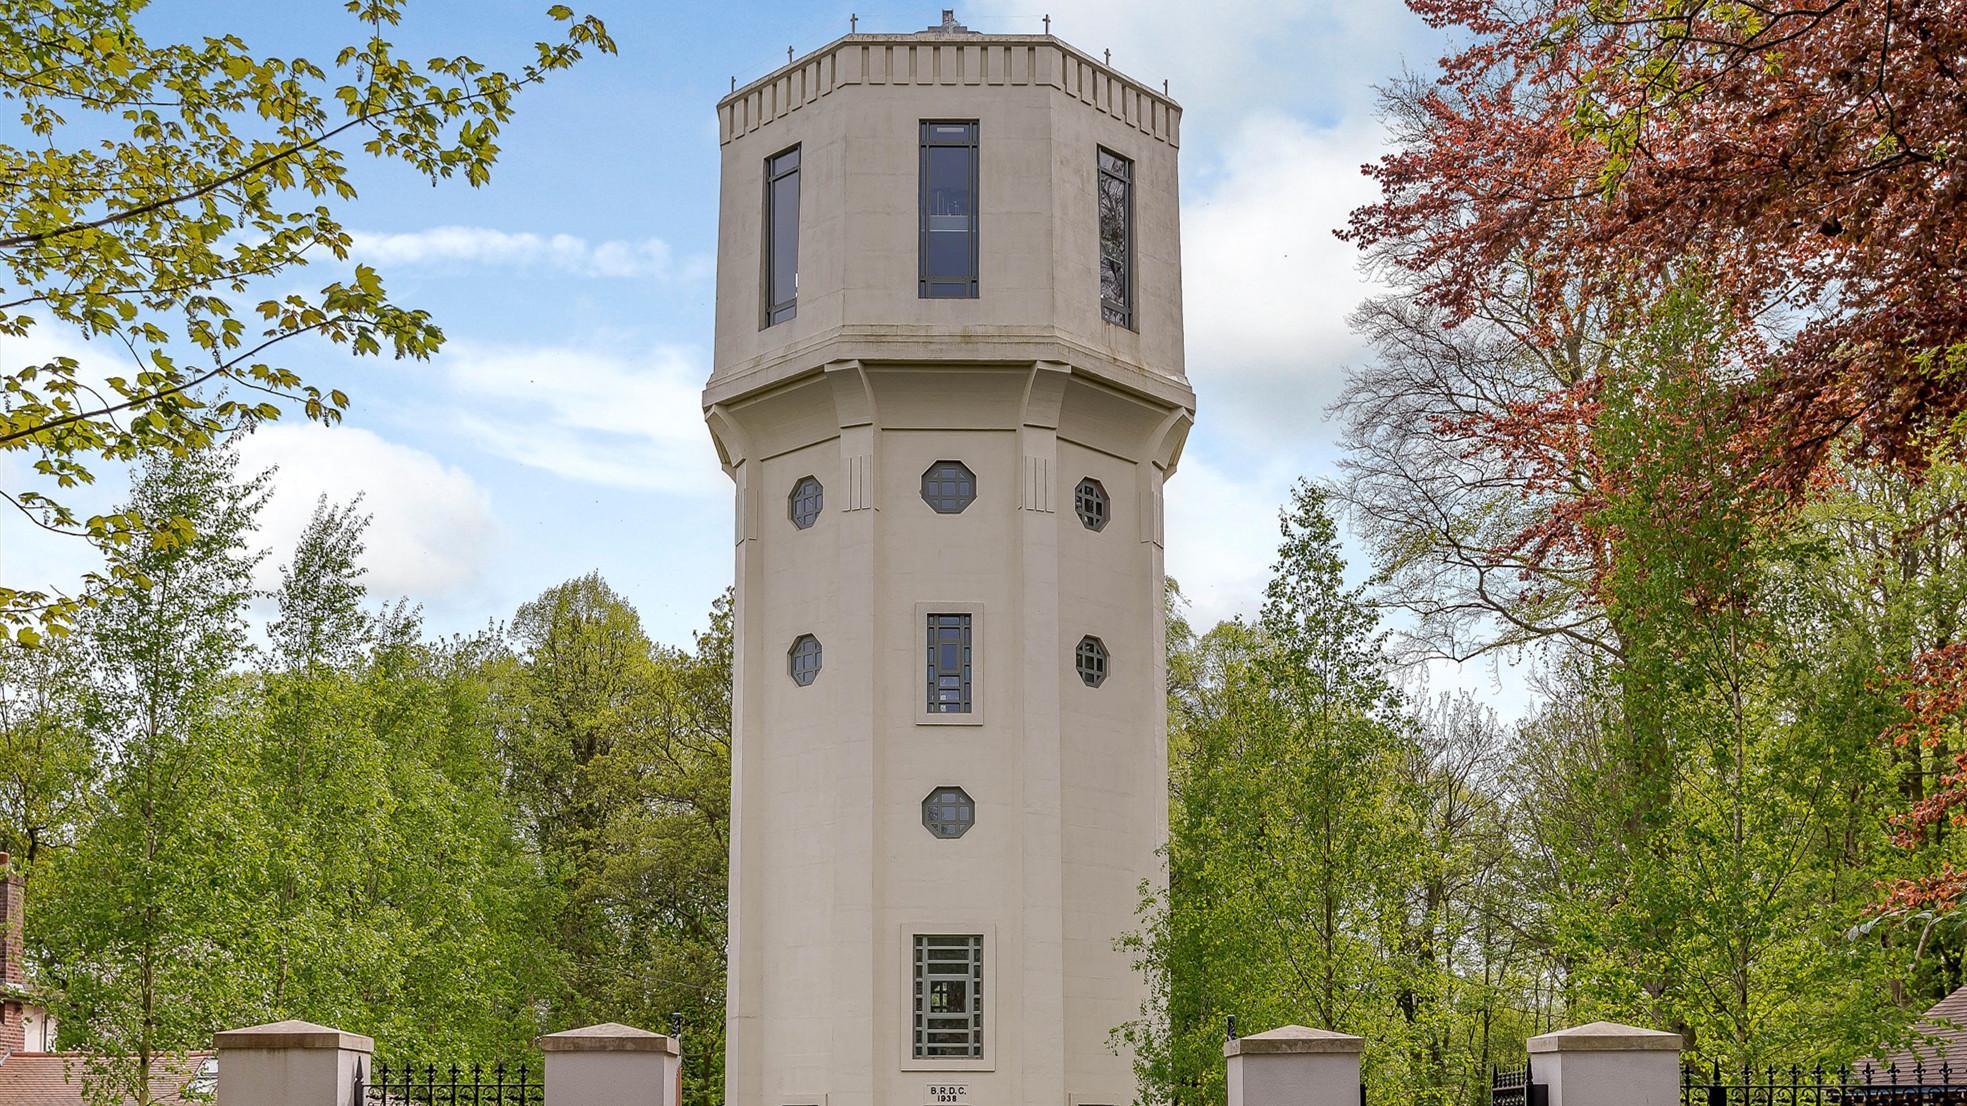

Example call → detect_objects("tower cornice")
701 328 1197 416
717 32 1181 150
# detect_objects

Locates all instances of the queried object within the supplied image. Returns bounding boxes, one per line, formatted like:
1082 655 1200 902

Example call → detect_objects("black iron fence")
1493 1061 1548 1106
358 1059 544 1105
1679 1063 1967 1106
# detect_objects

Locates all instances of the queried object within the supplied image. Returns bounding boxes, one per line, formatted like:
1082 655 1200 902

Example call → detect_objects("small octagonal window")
1075 636 1108 688
921 461 977 514
922 785 976 839
1075 477 1109 531
789 476 824 529
788 634 822 686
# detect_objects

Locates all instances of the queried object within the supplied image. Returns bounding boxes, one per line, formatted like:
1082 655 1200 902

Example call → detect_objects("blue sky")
8 1 1529 702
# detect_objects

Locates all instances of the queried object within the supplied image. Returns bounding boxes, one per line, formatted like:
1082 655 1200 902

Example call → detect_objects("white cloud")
1182 113 1390 434
969 0 1429 121
237 424 498 600
349 226 711 281
1164 453 1292 629
435 342 724 495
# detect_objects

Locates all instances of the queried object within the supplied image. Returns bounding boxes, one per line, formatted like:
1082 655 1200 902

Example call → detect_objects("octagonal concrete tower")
705 12 1195 1106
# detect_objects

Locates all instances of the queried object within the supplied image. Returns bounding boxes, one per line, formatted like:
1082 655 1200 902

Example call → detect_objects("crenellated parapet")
719 34 1181 151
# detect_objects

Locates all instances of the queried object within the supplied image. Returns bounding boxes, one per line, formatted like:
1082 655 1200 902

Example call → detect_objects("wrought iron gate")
355 1059 543 1105
1494 1061 1548 1106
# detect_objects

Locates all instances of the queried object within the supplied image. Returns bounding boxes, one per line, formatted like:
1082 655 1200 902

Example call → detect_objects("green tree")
0 0 613 643
1390 692 1521 1104
1801 462 1967 1002
494 575 731 1104
30 462 557 1101
34 443 269 1105
248 499 545 1056
0 633 97 868
1124 484 1426 1106
1519 287 1910 1065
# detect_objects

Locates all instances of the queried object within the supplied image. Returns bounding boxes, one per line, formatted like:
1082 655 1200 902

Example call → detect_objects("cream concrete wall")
708 22 1195 1106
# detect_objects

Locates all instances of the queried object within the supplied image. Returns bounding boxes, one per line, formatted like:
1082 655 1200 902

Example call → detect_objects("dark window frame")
1075 635 1109 688
1097 147 1134 329
788 475 824 529
926 613 974 713
921 786 976 839
919 121 980 299
920 460 977 514
1074 477 1110 532
788 634 823 686
764 145 801 327
912 934 985 1059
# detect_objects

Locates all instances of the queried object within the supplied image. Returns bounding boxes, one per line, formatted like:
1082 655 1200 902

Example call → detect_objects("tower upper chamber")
707 12 1189 414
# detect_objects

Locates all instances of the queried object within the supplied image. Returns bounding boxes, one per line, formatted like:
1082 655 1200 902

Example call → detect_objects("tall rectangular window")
913 934 984 1059
1098 148 1133 328
926 613 973 713
764 146 800 326
920 122 979 299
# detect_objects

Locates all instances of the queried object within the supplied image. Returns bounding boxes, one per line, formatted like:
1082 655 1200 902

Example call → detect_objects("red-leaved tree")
1349 0 1967 906
1349 0 1967 483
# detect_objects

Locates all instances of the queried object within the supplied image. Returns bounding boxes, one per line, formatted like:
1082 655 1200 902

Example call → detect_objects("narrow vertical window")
926 613 973 713
1098 148 1133 328
765 146 800 326
920 122 979 299
913 934 984 1059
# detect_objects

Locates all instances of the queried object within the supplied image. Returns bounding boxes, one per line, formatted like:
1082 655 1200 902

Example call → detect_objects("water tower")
704 12 1194 1106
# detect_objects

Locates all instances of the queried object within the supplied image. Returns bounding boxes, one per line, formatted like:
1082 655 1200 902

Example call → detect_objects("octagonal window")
1075 477 1109 531
921 461 977 514
1075 636 1108 688
788 634 822 686
922 785 976 839
789 475 824 529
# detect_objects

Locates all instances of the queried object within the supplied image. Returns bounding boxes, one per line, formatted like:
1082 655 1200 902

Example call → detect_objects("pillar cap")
537 1023 679 1055
1528 1022 1684 1054
1224 1025 1365 1058
213 1020 374 1052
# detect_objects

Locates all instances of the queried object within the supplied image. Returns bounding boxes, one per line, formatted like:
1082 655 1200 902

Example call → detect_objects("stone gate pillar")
1224 1025 1364 1106
538 1023 681 1106
214 1019 373 1106
1529 1022 1683 1106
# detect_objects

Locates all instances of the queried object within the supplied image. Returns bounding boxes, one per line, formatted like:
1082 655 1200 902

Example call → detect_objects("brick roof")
1863 985 1967 1074
0 1051 213 1105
